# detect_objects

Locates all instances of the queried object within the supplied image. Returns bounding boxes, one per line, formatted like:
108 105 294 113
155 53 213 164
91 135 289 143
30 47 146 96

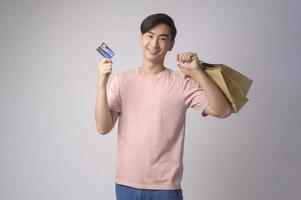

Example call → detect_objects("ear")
168 40 175 51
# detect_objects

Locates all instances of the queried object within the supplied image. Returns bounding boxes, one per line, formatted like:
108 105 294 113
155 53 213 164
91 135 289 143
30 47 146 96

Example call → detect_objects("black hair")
140 13 177 41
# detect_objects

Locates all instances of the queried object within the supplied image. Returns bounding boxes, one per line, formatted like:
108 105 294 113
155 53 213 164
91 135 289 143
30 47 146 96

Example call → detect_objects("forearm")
95 85 113 134
193 68 231 114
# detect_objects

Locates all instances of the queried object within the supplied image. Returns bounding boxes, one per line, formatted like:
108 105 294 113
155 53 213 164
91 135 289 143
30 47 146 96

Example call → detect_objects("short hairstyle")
140 13 177 41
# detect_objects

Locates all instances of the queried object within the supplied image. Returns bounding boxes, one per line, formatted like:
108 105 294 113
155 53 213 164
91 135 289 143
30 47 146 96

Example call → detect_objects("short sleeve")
107 74 122 113
182 76 209 116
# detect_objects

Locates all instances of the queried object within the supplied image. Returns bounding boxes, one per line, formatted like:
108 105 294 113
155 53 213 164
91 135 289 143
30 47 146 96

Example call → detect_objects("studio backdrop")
0 0 300 200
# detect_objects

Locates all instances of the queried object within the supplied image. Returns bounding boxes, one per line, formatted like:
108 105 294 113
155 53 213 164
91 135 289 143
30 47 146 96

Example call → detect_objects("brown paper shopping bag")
180 63 252 113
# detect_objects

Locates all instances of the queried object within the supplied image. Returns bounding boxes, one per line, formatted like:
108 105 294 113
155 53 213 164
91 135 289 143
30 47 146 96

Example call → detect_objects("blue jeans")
115 184 184 200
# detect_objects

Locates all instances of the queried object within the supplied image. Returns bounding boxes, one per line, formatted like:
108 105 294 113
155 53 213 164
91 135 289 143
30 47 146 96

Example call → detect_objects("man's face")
140 23 174 63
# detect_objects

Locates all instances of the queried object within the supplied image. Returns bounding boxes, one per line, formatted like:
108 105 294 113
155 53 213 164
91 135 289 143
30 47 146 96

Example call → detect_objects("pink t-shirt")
107 67 209 190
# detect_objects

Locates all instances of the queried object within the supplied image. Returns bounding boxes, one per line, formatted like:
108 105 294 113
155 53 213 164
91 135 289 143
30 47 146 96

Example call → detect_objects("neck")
140 59 165 75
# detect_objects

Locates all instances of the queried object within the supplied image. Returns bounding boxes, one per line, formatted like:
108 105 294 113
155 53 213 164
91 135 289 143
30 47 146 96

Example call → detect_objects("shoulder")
111 68 136 81
119 68 136 76
166 68 186 81
167 68 200 89
114 68 136 78
110 68 138 88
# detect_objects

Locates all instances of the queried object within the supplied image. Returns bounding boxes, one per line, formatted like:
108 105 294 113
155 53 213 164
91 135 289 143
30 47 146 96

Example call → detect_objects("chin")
146 52 167 61
145 55 162 62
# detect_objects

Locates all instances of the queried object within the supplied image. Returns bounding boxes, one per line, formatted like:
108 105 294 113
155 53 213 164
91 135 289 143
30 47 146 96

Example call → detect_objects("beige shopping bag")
180 63 252 113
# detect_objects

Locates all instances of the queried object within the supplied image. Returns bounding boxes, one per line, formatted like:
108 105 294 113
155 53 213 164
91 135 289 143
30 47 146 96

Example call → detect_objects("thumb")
191 53 199 61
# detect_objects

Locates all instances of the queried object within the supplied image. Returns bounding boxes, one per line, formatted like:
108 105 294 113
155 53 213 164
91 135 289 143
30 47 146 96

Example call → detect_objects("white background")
1 0 300 199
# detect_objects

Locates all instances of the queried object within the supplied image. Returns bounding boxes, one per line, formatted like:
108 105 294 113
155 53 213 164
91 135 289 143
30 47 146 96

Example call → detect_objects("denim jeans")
115 184 184 200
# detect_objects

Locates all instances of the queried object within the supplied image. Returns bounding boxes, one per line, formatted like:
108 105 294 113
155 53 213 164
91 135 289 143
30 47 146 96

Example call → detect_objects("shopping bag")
180 63 252 113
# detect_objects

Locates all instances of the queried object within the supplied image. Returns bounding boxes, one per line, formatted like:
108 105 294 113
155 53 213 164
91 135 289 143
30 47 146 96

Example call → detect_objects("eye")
147 34 153 38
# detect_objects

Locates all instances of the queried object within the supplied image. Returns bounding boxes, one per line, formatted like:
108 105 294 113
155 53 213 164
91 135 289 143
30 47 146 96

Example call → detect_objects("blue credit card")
96 42 115 59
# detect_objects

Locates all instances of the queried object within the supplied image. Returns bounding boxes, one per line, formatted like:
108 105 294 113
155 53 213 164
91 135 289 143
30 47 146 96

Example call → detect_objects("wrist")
98 80 107 88
191 64 205 75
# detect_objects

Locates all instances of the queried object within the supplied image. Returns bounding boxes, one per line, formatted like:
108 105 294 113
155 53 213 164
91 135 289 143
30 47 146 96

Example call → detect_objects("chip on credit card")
96 42 115 59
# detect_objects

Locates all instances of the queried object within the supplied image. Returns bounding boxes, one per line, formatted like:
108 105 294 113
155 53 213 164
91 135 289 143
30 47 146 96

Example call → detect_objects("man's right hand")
98 58 113 87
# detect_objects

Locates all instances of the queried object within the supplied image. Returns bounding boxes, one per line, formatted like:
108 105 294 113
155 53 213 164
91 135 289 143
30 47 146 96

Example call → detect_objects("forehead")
147 23 171 36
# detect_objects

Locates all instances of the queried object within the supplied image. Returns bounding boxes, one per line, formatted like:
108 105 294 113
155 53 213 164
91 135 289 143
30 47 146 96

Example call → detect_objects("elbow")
218 108 232 118
96 126 111 135
95 119 113 135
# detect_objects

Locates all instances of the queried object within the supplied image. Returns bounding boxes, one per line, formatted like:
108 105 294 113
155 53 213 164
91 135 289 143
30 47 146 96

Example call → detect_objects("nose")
150 37 159 48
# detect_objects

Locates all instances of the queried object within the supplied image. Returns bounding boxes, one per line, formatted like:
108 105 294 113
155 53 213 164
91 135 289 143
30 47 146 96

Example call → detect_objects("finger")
180 54 189 63
98 62 112 68
98 63 112 72
184 54 191 61
98 62 107 70
195 53 199 60
191 53 198 60
102 63 112 68
189 53 196 61
100 67 112 74
179 54 186 62
101 58 113 64
101 68 112 73
102 66 112 72
177 53 197 63
103 68 112 73
178 54 184 63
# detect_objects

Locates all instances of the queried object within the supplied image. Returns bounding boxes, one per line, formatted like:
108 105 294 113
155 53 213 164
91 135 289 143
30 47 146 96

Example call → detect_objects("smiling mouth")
147 48 160 55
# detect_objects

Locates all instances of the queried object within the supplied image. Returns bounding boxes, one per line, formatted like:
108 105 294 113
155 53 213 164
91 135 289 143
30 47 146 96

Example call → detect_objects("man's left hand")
176 52 203 77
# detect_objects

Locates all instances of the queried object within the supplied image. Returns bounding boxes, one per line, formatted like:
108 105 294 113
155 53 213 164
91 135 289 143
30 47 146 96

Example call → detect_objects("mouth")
147 48 160 55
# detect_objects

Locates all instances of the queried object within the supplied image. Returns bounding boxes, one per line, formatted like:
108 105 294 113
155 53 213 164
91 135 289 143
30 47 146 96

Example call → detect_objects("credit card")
96 42 115 59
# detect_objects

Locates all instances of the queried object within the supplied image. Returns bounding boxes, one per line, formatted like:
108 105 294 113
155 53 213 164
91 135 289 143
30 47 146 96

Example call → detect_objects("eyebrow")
147 31 170 37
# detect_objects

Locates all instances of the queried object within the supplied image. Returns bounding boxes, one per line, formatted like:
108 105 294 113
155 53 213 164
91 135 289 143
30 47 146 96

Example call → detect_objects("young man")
95 13 231 200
